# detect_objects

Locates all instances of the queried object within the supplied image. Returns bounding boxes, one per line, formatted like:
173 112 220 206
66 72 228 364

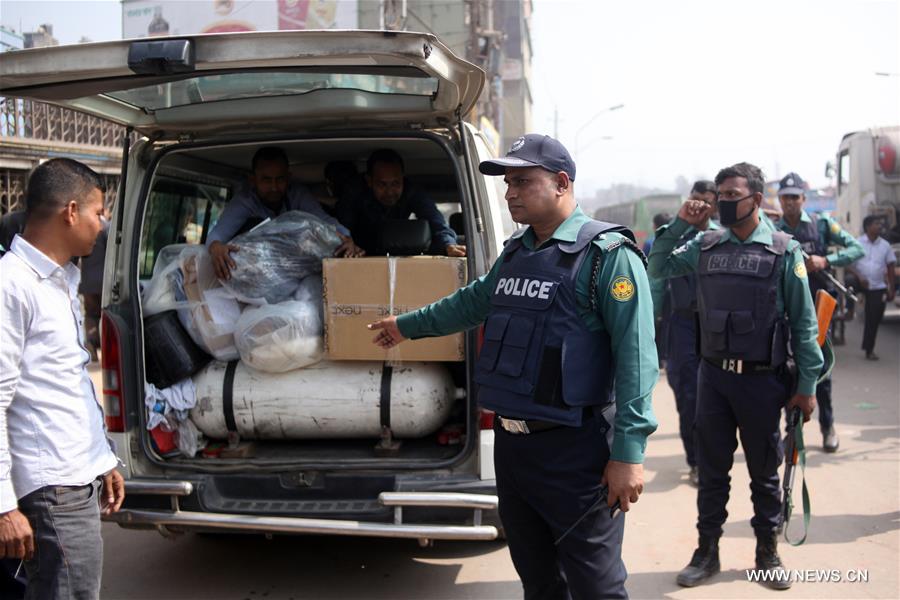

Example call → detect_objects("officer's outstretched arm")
369 261 502 344
826 219 865 266
369 317 406 349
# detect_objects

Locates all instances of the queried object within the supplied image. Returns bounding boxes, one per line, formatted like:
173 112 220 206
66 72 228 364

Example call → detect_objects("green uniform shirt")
397 206 659 464
775 210 865 266
647 217 824 396
648 219 721 318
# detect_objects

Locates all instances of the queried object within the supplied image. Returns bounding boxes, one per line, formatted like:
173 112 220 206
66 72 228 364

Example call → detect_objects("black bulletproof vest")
696 229 791 365
789 212 829 297
793 213 826 257
474 220 632 426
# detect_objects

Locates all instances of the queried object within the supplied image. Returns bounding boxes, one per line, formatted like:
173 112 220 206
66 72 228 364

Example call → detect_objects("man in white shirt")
0 158 125 599
848 216 897 360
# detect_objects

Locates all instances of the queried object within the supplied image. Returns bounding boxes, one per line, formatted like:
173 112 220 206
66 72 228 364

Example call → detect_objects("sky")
2 0 898 196
529 0 900 194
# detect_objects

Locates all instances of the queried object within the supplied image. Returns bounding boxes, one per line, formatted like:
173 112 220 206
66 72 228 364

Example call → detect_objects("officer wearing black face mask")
774 172 864 453
648 162 823 590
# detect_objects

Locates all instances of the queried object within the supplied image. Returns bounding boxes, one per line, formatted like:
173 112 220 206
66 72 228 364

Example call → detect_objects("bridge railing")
1 98 129 213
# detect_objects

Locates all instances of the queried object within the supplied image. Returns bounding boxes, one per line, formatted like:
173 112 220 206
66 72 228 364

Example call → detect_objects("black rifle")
781 405 809 545
801 250 859 303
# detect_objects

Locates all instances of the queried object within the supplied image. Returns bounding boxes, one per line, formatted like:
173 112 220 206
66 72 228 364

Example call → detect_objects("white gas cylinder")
190 360 459 439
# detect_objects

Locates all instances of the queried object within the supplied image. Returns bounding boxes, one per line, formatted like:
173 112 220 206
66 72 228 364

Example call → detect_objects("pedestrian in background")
370 134 658 598
848 215 897 360
0 158 125 600
775 172 864 452
660 180 719 487
79 213 109 362
648 162 823 590
647 212 674 368
0 210 26 257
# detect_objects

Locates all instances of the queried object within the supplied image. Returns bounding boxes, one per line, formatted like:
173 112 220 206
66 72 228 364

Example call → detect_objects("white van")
0 31 519 542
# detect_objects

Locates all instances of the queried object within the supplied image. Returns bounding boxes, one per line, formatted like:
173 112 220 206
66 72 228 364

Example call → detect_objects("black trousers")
666 312 700 468
862 290 887 353
695 361 788 538
494 410 627 600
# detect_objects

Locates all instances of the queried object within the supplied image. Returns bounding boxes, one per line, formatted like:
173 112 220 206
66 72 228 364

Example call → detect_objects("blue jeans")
18 479 103 600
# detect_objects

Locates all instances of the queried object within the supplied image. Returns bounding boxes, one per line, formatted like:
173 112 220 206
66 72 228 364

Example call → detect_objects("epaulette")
699 228 728 251
766 230 793 255
593 232 648 266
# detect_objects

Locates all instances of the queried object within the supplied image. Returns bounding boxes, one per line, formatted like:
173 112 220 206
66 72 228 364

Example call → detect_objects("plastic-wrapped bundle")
142 245 194 317
234 301 323 373
141 245 242 361
180 248 242 361
223 211 341 304
293 274 324 325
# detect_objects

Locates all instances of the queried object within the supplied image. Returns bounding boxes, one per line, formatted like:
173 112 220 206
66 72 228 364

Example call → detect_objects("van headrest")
379 219 432 255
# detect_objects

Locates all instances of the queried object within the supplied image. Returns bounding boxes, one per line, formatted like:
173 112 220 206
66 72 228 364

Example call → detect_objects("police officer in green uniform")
775 172 864 452
657 181 720 488
369 134 658 599
648 162 823 590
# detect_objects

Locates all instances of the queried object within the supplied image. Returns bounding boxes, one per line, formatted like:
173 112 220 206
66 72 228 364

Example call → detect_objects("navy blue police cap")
777 172 806 196
479 134 577 181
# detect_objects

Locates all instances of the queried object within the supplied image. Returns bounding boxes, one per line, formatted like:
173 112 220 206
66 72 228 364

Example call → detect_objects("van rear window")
107 71 439 111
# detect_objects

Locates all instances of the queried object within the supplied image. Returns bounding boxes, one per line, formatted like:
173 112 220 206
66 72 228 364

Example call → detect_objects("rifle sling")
784 418 811 546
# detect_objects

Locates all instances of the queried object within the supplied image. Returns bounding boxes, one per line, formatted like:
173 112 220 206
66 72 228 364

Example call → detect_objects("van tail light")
479 409 495 430
101 311 126 432
474 325 493 429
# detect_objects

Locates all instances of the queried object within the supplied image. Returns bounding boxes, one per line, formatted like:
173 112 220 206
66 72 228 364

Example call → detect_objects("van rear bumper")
103 479 499 541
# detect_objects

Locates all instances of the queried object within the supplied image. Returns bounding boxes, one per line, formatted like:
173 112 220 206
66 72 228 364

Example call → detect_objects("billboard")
122 0 358 39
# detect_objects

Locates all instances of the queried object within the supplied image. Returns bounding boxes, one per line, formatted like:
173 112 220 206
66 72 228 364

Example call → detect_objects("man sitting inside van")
207 146 364 280
335 149 466 257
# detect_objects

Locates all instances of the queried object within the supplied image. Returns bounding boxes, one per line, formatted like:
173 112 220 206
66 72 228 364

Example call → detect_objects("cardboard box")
323 257 467 361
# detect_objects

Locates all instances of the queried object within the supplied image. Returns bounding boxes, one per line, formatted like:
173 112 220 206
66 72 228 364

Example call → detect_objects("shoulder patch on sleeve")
830 220 841 235
793 261 808 279
593 232 648 265
610 275 635 302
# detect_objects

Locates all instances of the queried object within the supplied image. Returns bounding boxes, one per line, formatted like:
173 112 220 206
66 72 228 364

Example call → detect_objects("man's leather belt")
703 357 775 374
496 416 563 435
496 407 598 435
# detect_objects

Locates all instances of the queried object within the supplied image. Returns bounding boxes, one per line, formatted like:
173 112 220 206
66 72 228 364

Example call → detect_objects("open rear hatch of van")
0 30 483 139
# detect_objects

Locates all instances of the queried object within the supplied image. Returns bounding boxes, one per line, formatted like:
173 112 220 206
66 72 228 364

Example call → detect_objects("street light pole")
574 103 624 162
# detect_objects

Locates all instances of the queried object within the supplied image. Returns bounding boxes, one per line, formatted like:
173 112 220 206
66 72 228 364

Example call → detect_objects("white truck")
831 126 900 318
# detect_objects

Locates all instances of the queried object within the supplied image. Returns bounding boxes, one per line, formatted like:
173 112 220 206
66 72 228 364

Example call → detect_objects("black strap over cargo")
380 363 393 431
223 360 239 434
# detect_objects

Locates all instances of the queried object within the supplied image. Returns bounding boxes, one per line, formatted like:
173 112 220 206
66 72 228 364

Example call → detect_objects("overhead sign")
122 0 358 39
